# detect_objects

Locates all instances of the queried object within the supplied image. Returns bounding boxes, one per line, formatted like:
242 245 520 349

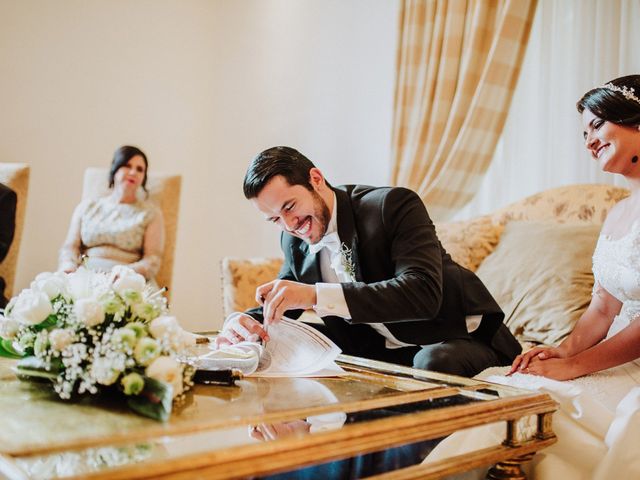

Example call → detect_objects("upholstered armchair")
220 184 629 342
0 163 30 299
82 167 181 296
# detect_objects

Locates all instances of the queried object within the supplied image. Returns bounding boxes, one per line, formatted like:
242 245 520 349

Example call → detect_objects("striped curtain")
391 0 537 220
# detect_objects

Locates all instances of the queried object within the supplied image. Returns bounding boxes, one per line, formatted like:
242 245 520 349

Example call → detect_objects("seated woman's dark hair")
243 146 320 199
109 145 149 190
577 74 640 127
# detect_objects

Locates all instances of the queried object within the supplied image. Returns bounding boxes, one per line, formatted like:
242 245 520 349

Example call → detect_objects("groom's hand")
256 280 317 327
215 313 269 347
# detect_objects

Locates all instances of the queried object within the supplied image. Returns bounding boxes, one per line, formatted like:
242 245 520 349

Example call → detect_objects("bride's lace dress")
424 227 640 479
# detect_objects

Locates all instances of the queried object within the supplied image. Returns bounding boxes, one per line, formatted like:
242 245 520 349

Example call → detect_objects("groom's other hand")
214 313 269 347
256 280 317 327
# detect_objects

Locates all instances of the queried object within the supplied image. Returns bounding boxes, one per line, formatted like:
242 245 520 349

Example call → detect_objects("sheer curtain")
455 0 640 220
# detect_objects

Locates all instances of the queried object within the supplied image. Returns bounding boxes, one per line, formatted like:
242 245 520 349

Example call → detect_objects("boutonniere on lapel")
339 242 356 281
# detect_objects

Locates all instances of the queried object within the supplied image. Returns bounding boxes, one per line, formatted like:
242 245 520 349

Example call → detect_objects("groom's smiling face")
252 173 332 245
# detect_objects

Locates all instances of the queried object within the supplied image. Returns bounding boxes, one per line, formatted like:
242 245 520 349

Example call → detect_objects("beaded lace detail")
592 221 640 339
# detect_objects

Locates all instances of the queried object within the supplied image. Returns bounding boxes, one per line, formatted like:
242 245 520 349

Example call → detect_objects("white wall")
0 0 398 330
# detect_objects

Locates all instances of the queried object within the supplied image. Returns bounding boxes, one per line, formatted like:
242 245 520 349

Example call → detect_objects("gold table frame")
0 355 556 480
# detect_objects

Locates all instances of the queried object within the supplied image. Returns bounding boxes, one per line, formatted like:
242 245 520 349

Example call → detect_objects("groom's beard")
308 189 332 244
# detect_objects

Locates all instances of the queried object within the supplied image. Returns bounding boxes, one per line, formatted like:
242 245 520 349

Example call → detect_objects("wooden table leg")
486 410 557 480
485 453 533 480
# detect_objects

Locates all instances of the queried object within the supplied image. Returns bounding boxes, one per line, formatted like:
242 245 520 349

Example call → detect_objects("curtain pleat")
391 0 537 220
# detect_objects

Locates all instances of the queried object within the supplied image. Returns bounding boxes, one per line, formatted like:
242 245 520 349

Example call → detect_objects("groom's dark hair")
243 146 318 199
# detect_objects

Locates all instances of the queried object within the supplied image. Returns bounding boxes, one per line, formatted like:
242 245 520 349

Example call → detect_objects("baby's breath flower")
92 357 121 386
18 330 36 351
34 331 49 357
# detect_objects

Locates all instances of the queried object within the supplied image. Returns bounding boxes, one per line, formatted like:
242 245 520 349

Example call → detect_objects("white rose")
145 356 183 398
111 266 146 296
149 316 196 350
148 316 180 339
31 272 68 300
66 267 94 300
49 329 74 351
75 298 105 327
11 289 53 325
0 315 20 339
4 295 16 313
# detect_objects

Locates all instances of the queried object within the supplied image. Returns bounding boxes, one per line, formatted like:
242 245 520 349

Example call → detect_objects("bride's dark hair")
577 74 640 127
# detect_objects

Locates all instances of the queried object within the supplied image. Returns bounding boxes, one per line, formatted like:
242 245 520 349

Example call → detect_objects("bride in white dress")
425 75 640 479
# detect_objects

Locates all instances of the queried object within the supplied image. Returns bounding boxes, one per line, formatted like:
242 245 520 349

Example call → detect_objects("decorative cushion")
476 221 601 346
435 216 504 272
221 257 283 317
491 184 629 226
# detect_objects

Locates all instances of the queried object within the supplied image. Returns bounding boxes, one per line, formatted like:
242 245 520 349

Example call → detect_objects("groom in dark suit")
218 146 521 376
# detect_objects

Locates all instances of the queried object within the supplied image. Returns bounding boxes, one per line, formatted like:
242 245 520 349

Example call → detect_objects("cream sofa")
221 184 629 348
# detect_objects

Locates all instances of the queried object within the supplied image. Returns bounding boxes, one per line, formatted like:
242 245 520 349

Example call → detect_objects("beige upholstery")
220 184 630 318
0 163 30 299
82 168 181 295
221 257 283 317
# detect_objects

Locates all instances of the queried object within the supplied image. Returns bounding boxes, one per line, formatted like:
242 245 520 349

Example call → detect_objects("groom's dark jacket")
248 184 521 362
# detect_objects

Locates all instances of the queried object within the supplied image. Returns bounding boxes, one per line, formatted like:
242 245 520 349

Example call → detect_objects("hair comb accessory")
602 83 640 105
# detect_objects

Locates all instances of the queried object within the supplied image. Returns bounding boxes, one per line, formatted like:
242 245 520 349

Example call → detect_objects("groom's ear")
308 168 327 191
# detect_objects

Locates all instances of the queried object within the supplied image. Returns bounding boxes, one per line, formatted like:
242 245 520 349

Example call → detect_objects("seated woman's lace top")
592 221 640 341
59 196 164 281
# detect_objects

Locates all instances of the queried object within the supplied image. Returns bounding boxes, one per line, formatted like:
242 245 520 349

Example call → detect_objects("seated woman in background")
58 145 164 283
424 74 640 479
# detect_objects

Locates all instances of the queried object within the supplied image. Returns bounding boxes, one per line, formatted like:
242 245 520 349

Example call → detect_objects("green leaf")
15 356 61 381
0 338 24 359
18 355 63 371
33 314 59 331
126 377 173 422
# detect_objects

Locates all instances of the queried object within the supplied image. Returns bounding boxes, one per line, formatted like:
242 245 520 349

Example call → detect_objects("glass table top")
0 355 555 480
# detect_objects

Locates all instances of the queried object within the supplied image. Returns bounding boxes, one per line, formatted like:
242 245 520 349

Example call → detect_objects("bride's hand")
508 345 567 375
524 357 581 381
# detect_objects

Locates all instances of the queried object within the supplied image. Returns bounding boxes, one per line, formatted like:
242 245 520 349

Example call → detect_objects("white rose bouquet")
0 266 195 421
